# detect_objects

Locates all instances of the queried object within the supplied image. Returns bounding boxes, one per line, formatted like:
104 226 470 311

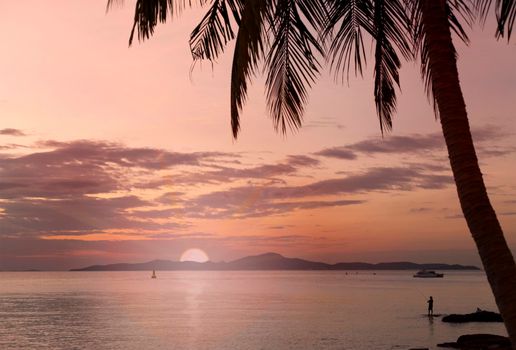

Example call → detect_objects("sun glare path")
180 248 209 263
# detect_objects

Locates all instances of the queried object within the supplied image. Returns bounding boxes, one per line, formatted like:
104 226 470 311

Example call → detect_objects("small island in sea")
70 252 479 271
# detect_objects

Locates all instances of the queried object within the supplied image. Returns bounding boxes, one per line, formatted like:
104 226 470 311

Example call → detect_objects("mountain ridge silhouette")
70 252 480 271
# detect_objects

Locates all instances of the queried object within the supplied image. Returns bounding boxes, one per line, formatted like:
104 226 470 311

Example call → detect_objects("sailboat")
151 269 157 279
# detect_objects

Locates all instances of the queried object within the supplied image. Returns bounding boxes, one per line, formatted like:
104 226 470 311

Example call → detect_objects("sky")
0 1 515 270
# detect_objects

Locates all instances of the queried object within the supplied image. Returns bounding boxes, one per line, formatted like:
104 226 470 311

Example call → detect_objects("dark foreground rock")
442 310 503 323
437 334 511 349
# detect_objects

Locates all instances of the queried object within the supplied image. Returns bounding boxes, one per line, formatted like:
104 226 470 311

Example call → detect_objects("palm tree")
410 1 516 346
108 0 516 345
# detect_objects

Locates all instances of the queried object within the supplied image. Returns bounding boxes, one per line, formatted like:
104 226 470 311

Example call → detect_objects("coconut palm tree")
408 1 516 346
108 0 516 345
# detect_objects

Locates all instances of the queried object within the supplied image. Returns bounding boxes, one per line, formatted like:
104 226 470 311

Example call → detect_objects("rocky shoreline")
409 334 512 350
437 334 511 349
407 310 507 349
407 333 511 350
442 310 503 323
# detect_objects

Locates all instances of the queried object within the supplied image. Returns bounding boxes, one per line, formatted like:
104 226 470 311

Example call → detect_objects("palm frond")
477 0 516 39
448 0 473 43
406 0 434 116
264 0 323 134
372 0 411 133
326 0 373 82
499 0 516 38
189 0 243 61
107 0 209 45
106 0 125 12
476 0 492 23
230 0 270 138
295 0 329 30
406 0 470 118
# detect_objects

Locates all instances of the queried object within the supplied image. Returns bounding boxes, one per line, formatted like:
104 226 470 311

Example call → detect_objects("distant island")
70 252 479 271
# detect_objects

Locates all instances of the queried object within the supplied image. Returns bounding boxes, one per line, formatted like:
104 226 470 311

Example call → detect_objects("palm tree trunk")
421 0 516 347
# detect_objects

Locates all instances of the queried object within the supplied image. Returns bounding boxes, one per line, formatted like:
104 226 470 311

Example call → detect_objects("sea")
0 271 507 350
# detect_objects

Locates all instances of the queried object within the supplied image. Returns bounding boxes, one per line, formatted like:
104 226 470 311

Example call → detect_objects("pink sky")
0 1 515 270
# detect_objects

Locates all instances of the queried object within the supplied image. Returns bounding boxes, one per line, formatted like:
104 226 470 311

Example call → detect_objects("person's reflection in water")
428 311 435 337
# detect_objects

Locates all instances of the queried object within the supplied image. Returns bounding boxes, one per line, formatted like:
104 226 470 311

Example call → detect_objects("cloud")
445 213 464 219
315 133 444 160
350 134 444 155
219 234 312 246
267 225 294 230
315 125 513 160
0 133 459 240
0 140 236 199
410 207 432 213
0 128 26 136
183 165 452 219
132 198 365 220
195 199 364 219
304 117 345 130
285 155 320 167
0 195 189 237
0 144 27 150
0 139 328 238
170 154 320 185
148 232 214 239
315 147 357 160
283 166 452 196
156 191 185 204
0 140 241 238
32 139 234 170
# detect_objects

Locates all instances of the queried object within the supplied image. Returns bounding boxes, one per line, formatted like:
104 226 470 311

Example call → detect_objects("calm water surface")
0 271 506 349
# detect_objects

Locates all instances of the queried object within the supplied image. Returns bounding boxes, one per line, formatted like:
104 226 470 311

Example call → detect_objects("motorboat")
413 270 443 278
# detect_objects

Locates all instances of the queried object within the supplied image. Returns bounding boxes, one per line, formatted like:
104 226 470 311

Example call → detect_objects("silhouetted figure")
427 296 434 316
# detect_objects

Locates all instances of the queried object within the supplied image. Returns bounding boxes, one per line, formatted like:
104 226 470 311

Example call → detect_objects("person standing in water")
427 296 434 316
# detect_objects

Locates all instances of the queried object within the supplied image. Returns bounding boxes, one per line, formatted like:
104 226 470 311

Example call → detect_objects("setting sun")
180 248 209 263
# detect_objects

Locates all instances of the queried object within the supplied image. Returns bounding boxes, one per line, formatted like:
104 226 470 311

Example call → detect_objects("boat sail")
151 270 157 279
